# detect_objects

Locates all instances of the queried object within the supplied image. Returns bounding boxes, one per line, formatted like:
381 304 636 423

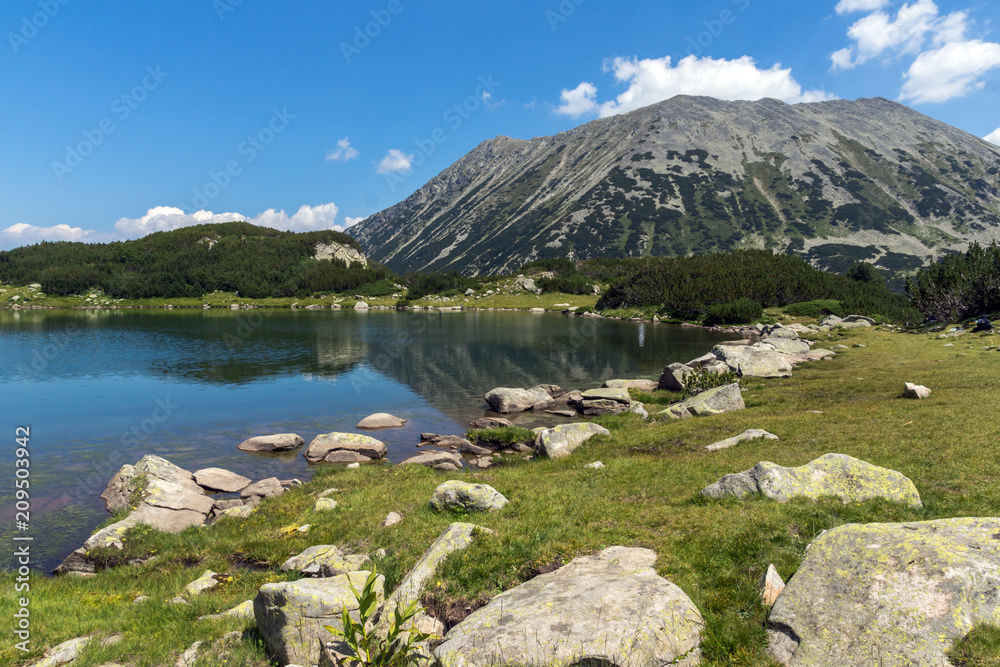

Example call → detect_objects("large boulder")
658 363 694 391
712 345 793 378
356 413 407 429
767 518 1000 666
660 383 745 420
240 477 283 500
701 453 922 507
435 547 704 666
304 432 387 462
192 468 251 493
484 387 552 413
429 481 508 512
254 572 382 666
569 387 633 416
236 433 304 452
762 337 811 356
537 423 610 459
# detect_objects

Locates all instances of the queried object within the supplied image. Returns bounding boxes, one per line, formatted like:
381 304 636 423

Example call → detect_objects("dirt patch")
420 592 492 631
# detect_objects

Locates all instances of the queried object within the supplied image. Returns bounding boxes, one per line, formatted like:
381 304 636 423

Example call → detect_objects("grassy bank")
4 324 1000 666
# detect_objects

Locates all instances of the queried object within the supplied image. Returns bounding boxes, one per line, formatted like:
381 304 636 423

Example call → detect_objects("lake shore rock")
660 383 745 420
304 432 387 463
434 546 704 667
429 480 507 512
537 422 610 459
236 434 304 452
355 412 407 429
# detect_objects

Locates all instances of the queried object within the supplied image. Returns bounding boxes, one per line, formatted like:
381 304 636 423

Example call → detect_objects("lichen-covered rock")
580 387 631 404
254 572 382 666
701 453 922 507
387 523 489 617
280 545 369 577
183 570 219 596
236 433 304 452
356 413 407 429
537 422 610 459
660 383 745 420
304 432 387 462
314 498 338 511
428 481 507 512
470 417 512 429
767 518 1000 666
705 429 778 452
484 387 553 413
712 345 793 378
434 547 704 667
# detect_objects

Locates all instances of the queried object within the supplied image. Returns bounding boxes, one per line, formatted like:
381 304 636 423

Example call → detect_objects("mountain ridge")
350 95 1000 277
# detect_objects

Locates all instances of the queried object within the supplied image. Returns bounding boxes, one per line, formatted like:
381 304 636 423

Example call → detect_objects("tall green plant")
325 567 435 667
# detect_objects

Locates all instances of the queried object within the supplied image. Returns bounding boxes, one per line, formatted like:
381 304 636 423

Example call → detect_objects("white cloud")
833 0 942 69
113 203 343 238
326 137 359 162
343 216 367 227
835 0 889 14
0 223 101 247
556 56 834 119
376 149 415 174
900 40 1000 103
985 127 1000 146
556 82 599 117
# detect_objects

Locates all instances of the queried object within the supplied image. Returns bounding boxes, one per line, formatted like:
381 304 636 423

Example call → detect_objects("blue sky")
1 0 999 249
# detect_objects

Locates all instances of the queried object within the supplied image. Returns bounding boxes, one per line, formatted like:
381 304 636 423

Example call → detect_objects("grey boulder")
658 363 694 391
280 545 369 577
537 422 610 459
356 412 407 429
429 480 508 512
193 468 251 493
705 429 778 452
255 572 382 666
399 450 464 471
484 387 553 413
701 453 922 507
435 547 704 667
236 433 304 452
660 383 745 420
304 432 387 462
712 345 793 378
240 477 284 500
768 518 1000 666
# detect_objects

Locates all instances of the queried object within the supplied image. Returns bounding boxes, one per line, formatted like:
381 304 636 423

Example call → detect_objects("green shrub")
704 298 763 326
682 367 741 397
351 279 399 298
466 427 537 449
783 299 843 318
537 274 595 295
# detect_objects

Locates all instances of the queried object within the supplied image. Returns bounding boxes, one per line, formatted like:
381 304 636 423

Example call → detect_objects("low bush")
704 298 763 326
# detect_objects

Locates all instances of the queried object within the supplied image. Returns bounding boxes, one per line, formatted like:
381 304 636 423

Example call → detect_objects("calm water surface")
0 308 737 571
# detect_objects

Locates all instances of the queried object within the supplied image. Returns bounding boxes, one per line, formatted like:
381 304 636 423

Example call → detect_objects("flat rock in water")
193 468 251 493
580 387 632 404
602 378 658 392
470 417 512 429
304 432 387 462
236 434 304 452
712 345 793 378
537 422 610 459
429 480 507 512
768 518 1000 666
705 429 778 452
356 413 407 429
255 572 382 666
660 383 745 420
435 547 704 667
701 453 922 507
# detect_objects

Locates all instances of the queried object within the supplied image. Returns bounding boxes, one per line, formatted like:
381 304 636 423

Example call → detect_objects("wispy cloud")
376 148 415 174
326 136 360 162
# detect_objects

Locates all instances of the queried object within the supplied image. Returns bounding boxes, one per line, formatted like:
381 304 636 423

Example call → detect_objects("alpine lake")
0 308 739 572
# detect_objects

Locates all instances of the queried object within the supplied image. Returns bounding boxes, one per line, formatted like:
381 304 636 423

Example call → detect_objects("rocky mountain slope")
350 96 1000 277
